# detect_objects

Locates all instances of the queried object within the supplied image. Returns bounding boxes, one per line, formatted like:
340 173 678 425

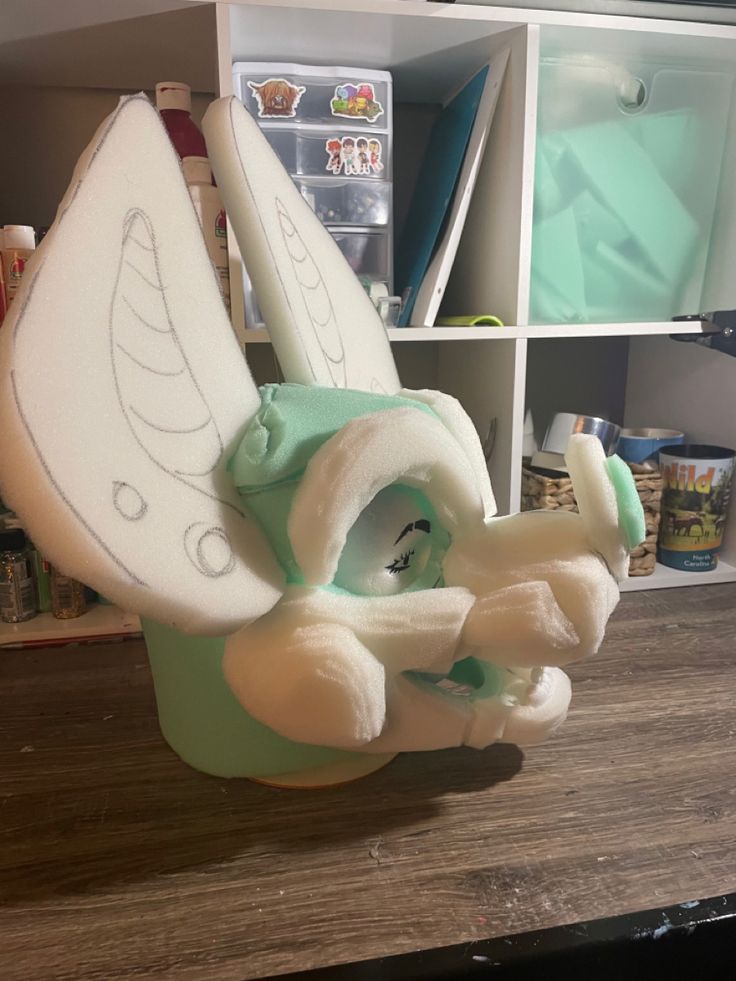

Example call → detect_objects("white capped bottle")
1 224 35 312
182 156 231 316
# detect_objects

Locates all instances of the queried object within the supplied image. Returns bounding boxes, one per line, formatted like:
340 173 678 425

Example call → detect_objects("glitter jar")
49 565 87 619
0 528 38 623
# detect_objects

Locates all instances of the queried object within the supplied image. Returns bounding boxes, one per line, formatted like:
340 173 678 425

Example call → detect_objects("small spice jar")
0 528 38 623
49 565 87 619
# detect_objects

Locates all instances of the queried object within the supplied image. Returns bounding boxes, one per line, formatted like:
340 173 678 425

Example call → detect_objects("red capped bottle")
155 81 207 160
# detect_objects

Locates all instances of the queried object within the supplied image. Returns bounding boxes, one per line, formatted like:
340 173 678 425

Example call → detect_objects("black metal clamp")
671 309 736 358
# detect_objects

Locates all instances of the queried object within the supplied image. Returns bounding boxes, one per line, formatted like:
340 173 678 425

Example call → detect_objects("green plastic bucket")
142 618 394 784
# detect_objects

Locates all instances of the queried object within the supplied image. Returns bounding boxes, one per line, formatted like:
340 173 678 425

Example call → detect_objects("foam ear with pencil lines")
0 94 284 634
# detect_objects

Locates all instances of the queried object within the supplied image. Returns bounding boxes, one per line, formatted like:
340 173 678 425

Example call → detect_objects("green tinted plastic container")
142 618 392 781
531 35 734 324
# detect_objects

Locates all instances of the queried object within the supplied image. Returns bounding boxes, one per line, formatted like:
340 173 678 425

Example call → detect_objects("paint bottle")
30 547 52 613
1 225 35 312
0 528 38 623
0 229 8 326
155 81 208 160
49 565 87 619
182 156 231 315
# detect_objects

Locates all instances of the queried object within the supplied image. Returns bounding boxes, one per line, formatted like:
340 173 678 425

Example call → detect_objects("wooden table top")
2 584 735 980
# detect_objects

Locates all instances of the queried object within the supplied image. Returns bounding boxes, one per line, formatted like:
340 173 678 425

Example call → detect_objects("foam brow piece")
288 406 485 588
203 96 401 395
398 387 497 519
0 94 284 634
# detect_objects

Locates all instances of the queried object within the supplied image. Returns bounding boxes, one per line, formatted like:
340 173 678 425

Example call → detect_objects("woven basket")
521 461 662 577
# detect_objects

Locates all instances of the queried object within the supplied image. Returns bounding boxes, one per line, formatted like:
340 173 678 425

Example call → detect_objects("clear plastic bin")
234 62 392 128
263 128 391 180
297 178 391 226
530 49 734 324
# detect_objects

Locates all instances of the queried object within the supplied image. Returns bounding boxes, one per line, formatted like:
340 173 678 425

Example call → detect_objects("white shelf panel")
0 604 141 648
620 560 736 593
226 0 736 41
242 321 706 344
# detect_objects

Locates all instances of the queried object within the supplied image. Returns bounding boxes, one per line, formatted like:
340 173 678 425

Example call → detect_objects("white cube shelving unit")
220 0 736 591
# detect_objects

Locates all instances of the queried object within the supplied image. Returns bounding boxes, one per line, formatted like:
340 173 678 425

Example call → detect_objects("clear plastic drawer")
234 62 392 128
243 227 392 328
296 179 391 226
264 128 391 181
328 227 391 283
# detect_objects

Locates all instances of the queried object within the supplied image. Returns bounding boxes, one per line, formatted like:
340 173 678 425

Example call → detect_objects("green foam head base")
230 383 439 582
142 618 366 779
230 383 435 488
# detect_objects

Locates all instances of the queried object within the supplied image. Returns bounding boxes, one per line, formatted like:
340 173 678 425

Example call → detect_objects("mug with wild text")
658 445 735 572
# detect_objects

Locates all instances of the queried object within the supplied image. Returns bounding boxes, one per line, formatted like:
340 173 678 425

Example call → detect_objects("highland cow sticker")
330 83 384 123
247 78 306 118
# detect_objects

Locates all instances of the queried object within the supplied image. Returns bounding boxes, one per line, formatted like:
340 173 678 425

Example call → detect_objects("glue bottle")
0 229 7 326
155 81 208 160
1 225 35 313
182 156 231 315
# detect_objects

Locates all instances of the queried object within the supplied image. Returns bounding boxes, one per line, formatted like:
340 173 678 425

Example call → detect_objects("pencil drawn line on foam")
224 99 318 386
275 197 346 388
8 243 146 585
222 96 393 393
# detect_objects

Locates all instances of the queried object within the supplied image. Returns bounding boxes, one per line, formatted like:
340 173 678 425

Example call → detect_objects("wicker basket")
521 461 662 577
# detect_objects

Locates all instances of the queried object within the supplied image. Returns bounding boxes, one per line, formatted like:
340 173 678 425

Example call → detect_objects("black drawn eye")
393 518 431 545
333 487 444 597
385 548 415 575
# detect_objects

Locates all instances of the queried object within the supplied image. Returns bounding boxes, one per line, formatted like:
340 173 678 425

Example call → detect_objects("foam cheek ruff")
446 512 620 665
224 586 476 748
223 584 573 753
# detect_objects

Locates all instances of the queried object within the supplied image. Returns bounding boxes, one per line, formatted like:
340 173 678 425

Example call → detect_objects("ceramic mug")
618 427 684 465
658 444 735 572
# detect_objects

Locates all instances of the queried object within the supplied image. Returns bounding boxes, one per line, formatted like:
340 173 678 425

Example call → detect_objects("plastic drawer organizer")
234 62 393 327
530 48 734 325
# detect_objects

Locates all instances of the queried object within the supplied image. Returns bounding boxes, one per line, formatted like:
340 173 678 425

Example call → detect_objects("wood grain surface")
1 584 735 980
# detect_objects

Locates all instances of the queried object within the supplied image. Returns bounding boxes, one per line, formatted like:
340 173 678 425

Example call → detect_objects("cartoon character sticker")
330 83 384 123
247 78 306 118
326 138 342 174
325 136 384 176
368 139 383 174
356 138 370 175
340 137 357 175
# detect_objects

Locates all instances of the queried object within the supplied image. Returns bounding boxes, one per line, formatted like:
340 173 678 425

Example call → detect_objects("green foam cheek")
606 455 646 551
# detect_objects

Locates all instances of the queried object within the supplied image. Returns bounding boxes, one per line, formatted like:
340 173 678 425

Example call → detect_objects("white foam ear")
0 94 284 634
288 406 484 587
565 434 629 581
203 96 401 395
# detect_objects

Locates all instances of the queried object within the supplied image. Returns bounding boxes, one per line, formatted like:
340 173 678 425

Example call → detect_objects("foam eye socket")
333 485 449 596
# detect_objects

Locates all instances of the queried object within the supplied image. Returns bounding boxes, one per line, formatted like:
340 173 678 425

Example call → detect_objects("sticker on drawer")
330 83 384 123
246 78 306 118
326 136 384 176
